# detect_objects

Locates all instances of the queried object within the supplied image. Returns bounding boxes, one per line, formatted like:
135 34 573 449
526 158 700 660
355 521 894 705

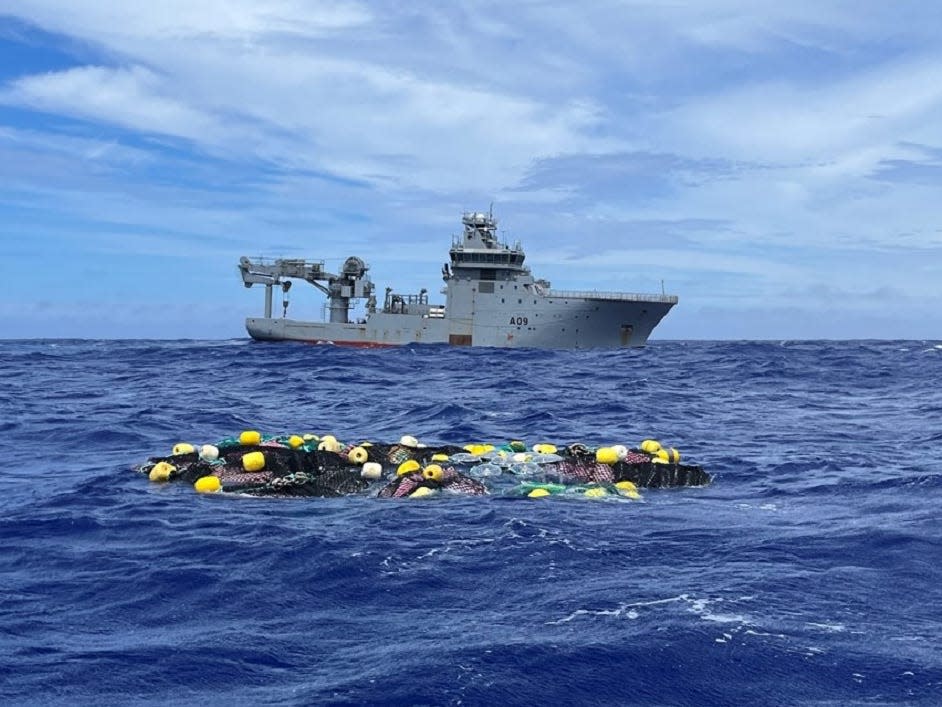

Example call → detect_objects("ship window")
501 298 505 303
480 269 496 280
518 299 522 304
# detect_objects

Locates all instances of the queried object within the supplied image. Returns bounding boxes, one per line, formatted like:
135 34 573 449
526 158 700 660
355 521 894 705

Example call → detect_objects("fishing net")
137 434 711 499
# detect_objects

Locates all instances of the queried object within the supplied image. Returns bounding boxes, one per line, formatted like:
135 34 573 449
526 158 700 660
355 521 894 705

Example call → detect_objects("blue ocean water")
2 339 941 706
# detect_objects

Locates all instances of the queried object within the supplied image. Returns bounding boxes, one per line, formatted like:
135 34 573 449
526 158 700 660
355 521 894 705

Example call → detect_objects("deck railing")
546 289 678 304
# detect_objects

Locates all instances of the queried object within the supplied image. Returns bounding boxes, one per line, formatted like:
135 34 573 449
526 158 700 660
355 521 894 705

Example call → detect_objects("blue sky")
2 1 941 340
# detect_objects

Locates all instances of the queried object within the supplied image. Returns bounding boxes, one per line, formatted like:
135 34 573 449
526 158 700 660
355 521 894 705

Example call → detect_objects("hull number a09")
510 316 528 326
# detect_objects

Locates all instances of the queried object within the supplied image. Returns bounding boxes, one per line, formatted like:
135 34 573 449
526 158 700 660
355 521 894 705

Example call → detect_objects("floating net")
136 432 711 500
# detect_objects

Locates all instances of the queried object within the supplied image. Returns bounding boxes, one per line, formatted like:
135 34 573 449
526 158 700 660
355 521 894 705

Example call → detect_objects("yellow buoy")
422 464 444 483
194 476 222 493
348 446 369 464
361 462 383 480
640 439 661 454
615 480 641 499
595 447 619 465
410 486 437 498
533 443 558 455
584 486 608 498
242 451 266 472
666 447 681 463
288 435 304 449
199 444 219 461
431 453 449 462
148 461 176 482
172 442 195 455
651 456 669 465
239 430 262 446
528 488 551 498
397 459 421 476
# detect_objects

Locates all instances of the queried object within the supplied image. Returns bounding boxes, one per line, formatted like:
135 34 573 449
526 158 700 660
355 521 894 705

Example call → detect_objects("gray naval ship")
239 211 677 348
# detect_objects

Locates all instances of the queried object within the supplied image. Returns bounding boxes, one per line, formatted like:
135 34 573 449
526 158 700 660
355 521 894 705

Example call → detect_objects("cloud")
870 142 942 185
515 151 744 208
1 3 614 192
656 54 942 166
2 0 372 42
2 65 224 142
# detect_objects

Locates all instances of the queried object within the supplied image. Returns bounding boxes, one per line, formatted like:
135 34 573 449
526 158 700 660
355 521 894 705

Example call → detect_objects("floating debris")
136 432 711 500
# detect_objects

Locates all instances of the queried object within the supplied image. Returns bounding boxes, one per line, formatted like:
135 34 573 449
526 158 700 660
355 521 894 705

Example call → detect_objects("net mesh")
137 438 710 497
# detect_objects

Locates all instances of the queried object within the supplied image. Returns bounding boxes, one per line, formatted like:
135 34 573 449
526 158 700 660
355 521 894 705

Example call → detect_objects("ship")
238 210 677 348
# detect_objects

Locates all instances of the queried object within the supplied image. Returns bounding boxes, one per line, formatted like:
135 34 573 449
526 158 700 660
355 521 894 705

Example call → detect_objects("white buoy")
361 462 383 480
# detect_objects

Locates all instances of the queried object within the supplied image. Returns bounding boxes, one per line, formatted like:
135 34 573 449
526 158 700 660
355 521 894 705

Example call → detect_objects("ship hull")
246 296 674 349
246 313 449 347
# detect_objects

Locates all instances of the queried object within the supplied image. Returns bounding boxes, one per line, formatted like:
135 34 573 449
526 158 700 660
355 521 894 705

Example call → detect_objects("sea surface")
1 339 941 706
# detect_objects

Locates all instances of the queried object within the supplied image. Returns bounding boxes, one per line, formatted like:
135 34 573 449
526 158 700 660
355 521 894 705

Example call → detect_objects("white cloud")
655 54 942 165
2 52 609 193
3 65 223 143
3 0 372 42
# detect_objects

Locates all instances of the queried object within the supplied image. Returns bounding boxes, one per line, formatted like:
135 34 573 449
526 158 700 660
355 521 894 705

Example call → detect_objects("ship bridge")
448 211 528 274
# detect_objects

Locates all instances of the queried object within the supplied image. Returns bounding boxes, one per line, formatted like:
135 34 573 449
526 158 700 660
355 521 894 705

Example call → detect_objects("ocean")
1 339 941 706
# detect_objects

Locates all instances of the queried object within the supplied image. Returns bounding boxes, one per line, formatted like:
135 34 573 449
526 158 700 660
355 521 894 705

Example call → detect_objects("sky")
2 1 941 340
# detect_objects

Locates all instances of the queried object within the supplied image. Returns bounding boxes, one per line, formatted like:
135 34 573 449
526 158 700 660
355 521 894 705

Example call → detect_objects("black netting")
247 466 369 497
613 462 711 488
137 438 711 497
